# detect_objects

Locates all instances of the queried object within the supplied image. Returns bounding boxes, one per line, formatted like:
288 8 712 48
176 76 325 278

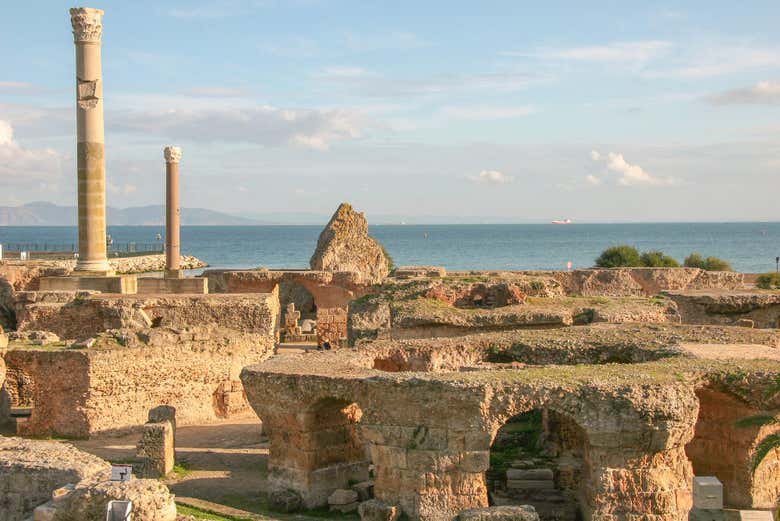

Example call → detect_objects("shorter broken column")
163 146 182 279
136 406 176 478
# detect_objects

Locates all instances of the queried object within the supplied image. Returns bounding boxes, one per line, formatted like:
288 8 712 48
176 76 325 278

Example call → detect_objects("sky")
1 0 779 223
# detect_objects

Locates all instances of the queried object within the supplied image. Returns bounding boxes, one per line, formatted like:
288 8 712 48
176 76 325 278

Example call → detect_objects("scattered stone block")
55 478 177 521
148 405 177 440
33 503 57 521
690 508 726 521
736 319 755 328
694 476 723 510
507 479 555 490
0 332 8 349
724 510 775 521
73 337 96 348
458 505 540 521
506 468 554 481
352 480 375 501
269 488 302 513
359 499 400 521
329 488 359 506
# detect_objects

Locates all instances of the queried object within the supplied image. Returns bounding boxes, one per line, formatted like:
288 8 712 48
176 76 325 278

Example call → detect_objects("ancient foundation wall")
444 268 744 297
14 292 279 340
667 292 780 329
2 326 276 437
686 388 780 509
136 276 208 294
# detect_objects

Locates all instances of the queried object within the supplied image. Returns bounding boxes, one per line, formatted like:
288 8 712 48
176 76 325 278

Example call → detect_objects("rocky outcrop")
310 203 390 284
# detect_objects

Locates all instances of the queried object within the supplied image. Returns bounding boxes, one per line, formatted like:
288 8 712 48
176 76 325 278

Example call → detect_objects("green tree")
595 245 642 268
640 250 680 267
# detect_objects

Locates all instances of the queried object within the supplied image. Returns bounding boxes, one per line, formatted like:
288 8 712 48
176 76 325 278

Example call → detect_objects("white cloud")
708 80 780 105
546 41 673 62
509 41 672 63
591 150 676 186
439 105 534 120
110 105 368 150
641 45 780 79
468 170 514 185
0 120 63 188
585 174 601 185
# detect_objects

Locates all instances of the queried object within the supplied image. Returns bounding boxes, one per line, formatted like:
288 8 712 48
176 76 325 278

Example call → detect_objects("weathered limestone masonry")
70 7 112 276
205 269 373 344
241 350 779 521
0 436 109 520
3 326 275 437
665 291 780 329
164 145 182 279
12 292 276 340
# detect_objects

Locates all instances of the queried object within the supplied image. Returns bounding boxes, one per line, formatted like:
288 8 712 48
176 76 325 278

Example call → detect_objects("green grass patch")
168 461 193 480
176 504 252 521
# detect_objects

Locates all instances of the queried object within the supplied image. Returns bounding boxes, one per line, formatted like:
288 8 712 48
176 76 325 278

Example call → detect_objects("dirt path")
73 415 269 505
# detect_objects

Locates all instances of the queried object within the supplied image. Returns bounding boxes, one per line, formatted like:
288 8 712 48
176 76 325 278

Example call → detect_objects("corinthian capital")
70 8 104 44
164 146 182 164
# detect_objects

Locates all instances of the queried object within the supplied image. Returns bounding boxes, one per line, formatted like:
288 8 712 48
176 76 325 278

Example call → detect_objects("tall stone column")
164 146 182 278
70 8 112 275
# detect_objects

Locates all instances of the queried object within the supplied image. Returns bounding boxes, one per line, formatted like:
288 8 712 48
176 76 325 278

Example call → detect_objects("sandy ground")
72 414 269 504
679 342 780 360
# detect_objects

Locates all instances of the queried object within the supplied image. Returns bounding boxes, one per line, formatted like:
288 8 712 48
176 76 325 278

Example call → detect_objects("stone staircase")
490 461 581 521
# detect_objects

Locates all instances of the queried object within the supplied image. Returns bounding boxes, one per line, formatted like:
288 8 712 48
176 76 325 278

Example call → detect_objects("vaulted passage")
487 409 586 521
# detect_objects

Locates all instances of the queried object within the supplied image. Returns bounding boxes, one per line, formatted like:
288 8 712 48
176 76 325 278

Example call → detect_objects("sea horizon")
3 222 780 273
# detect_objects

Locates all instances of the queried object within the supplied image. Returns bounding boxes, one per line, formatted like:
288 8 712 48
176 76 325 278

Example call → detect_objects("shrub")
595 245 642 268
703 256 733 271
683 253 707 269
756 272 780 290
684 253 733 272
640 250 680 268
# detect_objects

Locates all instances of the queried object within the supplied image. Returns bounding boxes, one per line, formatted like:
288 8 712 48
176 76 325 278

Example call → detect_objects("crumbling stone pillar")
136 419 175 478
316 307 348 346
265 401 369 509
164 146 182 278
70 8 112 275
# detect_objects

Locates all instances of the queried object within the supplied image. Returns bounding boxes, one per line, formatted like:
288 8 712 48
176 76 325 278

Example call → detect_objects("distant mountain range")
0 202 261 226
0 202 565 225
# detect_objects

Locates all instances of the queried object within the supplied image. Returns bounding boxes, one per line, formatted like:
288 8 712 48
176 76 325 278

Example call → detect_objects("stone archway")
266 396 370 509
685 387 780 509
487 408 587 521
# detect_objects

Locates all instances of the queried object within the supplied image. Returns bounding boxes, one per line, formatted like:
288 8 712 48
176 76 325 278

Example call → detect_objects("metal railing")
2 242 164 253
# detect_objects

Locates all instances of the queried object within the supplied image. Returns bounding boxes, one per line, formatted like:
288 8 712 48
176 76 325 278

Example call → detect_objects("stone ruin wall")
2 291 279 437
12 291 280 340
241 360 711 521
686 388 780 509
666 292 780 329
3 328 275 438
204 269 372 345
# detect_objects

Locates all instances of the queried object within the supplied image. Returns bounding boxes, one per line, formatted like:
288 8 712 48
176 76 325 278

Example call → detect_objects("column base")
164 269 183 279
39 274 137 294
75 258 114 276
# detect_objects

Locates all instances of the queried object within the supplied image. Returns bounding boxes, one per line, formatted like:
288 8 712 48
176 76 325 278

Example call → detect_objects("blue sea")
1 223 779 273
